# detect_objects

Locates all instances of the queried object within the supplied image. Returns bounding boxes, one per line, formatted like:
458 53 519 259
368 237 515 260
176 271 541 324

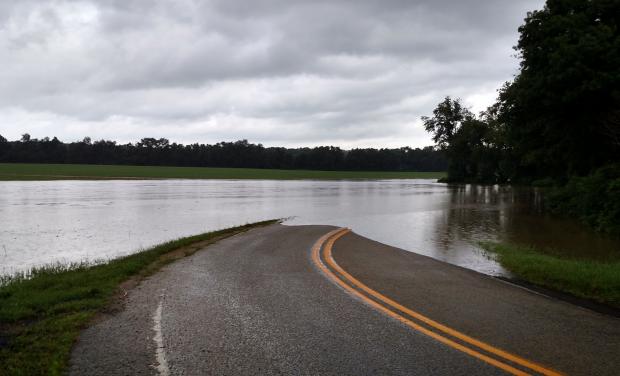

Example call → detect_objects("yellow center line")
311 228 564 376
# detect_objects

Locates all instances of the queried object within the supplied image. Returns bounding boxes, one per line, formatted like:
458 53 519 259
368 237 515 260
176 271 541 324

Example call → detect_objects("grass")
0 163 446 181
480 242 620 309
0 220 278 376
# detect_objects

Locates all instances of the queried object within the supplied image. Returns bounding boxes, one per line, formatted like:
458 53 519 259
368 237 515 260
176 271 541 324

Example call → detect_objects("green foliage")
0 136 448 172
424 0 620 184
499 0 620 180
0 163 446 181
0 135 7 161
422 98 505 183
481 241 620 308
422 0 620 233
547 165 620 236
0 220 277 375
422 96 473 150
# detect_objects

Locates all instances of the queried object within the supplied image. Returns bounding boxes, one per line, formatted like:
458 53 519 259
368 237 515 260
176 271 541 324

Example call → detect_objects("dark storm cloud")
0 0 543 147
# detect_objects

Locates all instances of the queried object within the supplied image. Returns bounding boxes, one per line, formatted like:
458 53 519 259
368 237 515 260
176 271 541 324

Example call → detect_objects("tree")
0 135 447 171
137 138 170 149
21 133 31 142
422 98 509 183
0 134 7 158
498 0 620 180
422 97 473 150
422 97 499 181
424 0 620 183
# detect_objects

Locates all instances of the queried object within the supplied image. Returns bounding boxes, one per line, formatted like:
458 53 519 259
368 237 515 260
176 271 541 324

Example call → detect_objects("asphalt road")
70 224 620 375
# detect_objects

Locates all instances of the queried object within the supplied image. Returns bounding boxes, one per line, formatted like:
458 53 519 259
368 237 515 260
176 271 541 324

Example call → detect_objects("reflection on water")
0 180 618 277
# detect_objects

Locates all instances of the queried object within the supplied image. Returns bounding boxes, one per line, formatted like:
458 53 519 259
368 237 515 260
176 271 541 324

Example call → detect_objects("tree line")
0 135 446 172
422 0 619 235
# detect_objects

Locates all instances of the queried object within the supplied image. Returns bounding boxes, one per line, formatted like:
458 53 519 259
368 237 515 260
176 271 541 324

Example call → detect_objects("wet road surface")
70 224 620 375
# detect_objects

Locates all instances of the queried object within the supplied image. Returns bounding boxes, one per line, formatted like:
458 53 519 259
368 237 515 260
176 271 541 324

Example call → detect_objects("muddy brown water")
0 179 618 277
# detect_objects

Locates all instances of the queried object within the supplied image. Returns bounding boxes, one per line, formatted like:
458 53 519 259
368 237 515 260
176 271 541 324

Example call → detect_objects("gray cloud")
0 0 543 147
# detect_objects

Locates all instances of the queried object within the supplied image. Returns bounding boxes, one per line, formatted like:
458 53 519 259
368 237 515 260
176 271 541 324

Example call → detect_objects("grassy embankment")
481 242 620 309
0 163 446 181
0 220 278 376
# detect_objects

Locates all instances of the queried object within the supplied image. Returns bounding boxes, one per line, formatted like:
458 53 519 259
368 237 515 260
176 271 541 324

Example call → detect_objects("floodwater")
1 180 618 277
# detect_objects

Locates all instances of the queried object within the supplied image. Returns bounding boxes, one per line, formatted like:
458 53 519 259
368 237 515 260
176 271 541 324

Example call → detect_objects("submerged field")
0 163 445 181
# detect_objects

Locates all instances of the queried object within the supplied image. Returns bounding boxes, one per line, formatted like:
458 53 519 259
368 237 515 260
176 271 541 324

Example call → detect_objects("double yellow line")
311 228 563 376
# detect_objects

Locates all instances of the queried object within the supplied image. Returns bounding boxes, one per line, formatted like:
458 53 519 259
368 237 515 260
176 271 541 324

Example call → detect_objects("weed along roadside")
0 220 278 376
481 242 620 311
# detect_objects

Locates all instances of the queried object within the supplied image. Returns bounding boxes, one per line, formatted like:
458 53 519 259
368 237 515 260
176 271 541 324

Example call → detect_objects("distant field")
0 163 446 180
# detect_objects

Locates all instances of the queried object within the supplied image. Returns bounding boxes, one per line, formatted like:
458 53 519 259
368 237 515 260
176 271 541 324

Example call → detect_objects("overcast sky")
0 0 543 148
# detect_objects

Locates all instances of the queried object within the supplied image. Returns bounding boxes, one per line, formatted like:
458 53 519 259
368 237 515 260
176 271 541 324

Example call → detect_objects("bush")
547 165 620 236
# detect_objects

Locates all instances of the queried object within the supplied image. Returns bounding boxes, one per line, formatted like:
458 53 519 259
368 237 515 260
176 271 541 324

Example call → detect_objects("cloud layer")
0 0 543 147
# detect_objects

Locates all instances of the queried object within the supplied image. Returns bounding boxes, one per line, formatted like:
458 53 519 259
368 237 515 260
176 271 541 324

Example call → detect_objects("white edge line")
153 299 170 376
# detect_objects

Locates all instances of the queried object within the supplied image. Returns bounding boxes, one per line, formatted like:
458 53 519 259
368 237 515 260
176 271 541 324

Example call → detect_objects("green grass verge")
0 163 446 181
480 242 620 309
0 220 278 376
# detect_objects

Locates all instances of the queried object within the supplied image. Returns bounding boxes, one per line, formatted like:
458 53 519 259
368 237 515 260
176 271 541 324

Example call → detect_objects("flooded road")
1 179 618 277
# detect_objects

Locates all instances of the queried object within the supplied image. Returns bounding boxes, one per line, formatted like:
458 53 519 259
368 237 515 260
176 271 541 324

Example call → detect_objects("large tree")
499 0 620 180
423 97 503 182
422 97 473 151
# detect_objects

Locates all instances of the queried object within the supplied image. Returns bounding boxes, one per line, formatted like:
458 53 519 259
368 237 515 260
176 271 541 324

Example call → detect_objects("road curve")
70 224 619 375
